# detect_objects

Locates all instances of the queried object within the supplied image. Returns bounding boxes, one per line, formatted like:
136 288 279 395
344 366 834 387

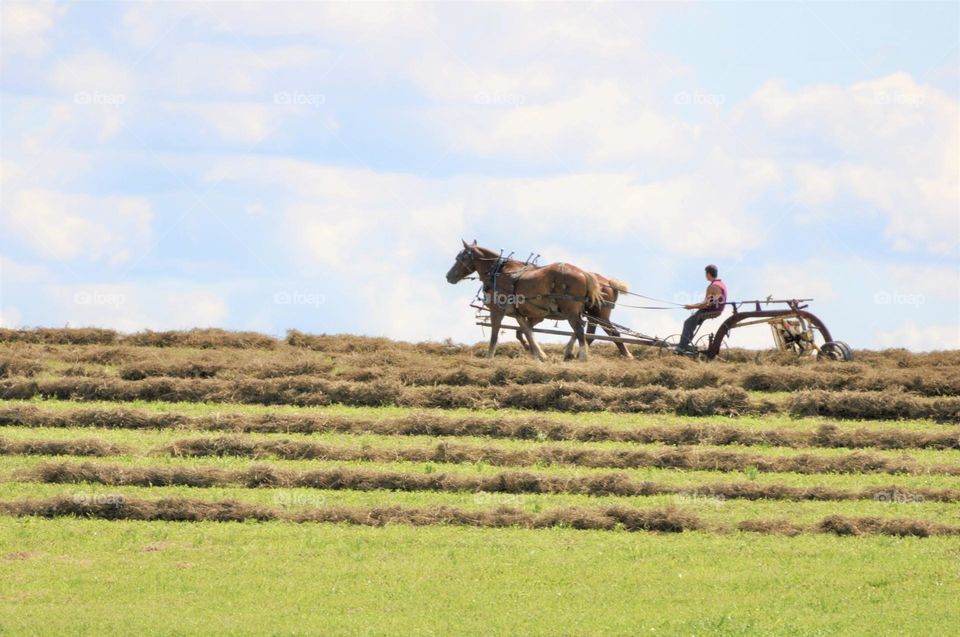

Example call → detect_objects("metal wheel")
818 340 853 362
695 333 728 361
658 334 681 357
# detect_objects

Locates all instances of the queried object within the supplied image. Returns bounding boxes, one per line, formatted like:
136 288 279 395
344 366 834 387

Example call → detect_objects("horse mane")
474 245 501 259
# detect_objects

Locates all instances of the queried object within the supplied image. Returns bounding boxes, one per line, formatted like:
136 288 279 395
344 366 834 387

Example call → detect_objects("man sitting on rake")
676 264 727 355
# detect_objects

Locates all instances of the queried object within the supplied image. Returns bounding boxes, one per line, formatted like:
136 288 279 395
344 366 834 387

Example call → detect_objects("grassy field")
1 329 959 635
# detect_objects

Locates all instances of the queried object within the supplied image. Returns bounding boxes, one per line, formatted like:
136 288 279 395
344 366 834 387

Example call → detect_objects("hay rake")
474 297 852 361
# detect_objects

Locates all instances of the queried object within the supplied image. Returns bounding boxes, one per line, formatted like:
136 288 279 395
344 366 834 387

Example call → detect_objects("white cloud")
877 322 960 352
0 308 22 328
744 74 959 256
151 44 328 97
50 283 228 332
438 81 700 164
882 263 960 302
121 1 434 46
51 49 133 95
6 190 152 264
165 102 275 145
0 257 48 283
756 263 839 304
0 1 62 57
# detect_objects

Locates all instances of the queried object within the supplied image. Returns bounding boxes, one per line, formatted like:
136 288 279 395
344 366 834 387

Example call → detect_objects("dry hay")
161 436 960 475
25 461 960 503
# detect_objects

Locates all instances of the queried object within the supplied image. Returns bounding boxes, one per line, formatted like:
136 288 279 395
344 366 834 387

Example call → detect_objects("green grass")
1 518 958 636
2 387 959 636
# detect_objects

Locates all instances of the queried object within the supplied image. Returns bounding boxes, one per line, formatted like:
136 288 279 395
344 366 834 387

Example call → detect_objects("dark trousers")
678 310 720 350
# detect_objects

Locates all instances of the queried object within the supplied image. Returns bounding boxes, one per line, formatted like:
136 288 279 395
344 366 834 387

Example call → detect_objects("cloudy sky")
1 1 958 350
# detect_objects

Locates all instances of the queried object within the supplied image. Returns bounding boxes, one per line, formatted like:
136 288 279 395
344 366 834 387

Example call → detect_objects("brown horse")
446 240 602 361
520 273 634 359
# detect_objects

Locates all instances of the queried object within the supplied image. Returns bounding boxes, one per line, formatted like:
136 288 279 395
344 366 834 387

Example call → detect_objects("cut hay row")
1 495 955 537
3 431 957 475
0 327 277 349
3 377 958 420
3 404 957 450
162 436 960 475
0 377 755 415
0 436 127 457
5 348 959 397
24 461 960 503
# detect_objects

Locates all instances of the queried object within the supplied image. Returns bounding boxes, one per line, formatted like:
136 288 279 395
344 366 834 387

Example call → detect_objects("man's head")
705 264 718 281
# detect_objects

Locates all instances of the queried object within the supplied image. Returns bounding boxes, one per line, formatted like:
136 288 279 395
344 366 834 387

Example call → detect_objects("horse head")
446 239 478 283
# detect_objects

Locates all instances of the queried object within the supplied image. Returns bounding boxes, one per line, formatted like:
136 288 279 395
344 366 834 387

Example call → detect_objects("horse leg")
569 315 589 361
563 330 576 361
516 330 528 351
517 318 541 352
597 305 633 359
564 333 578 360
487 310 504 359
586 319 597 345
516 316 547 361
605 323 633 359
562 313 578 360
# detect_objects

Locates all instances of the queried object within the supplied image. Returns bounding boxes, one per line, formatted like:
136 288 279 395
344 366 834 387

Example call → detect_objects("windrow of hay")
285 330 960 369
790 391 960 423
7 341 960 397
1 495 956 536
162 436 960 475
0 436 127 457
0 328 277 349
25 461 960 503
0 378 756 416
813 514 958 538
5 377 959 421
0 496 700 532
733 515 956 538
4 327 959 365
3 404 959 450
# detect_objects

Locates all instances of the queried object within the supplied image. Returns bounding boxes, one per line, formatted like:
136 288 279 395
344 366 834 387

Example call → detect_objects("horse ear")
471 239 477 246
461 238 469 248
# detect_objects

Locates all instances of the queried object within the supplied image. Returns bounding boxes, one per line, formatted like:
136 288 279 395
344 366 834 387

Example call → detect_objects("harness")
478 256 591 318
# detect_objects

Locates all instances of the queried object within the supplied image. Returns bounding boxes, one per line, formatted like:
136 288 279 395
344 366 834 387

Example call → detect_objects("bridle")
452 248 502 281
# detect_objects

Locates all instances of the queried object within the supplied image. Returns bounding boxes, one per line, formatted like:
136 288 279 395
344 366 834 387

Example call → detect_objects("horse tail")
606 277 629 293
585 272 603 310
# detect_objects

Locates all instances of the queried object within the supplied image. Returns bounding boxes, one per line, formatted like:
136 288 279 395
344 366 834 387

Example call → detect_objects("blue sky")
1 1 957 350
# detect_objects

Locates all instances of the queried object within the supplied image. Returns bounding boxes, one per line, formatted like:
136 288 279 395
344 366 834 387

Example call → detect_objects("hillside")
1 328 958 635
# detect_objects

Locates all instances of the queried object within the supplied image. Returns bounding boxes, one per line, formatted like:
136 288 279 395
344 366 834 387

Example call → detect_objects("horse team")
446 240 632 361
